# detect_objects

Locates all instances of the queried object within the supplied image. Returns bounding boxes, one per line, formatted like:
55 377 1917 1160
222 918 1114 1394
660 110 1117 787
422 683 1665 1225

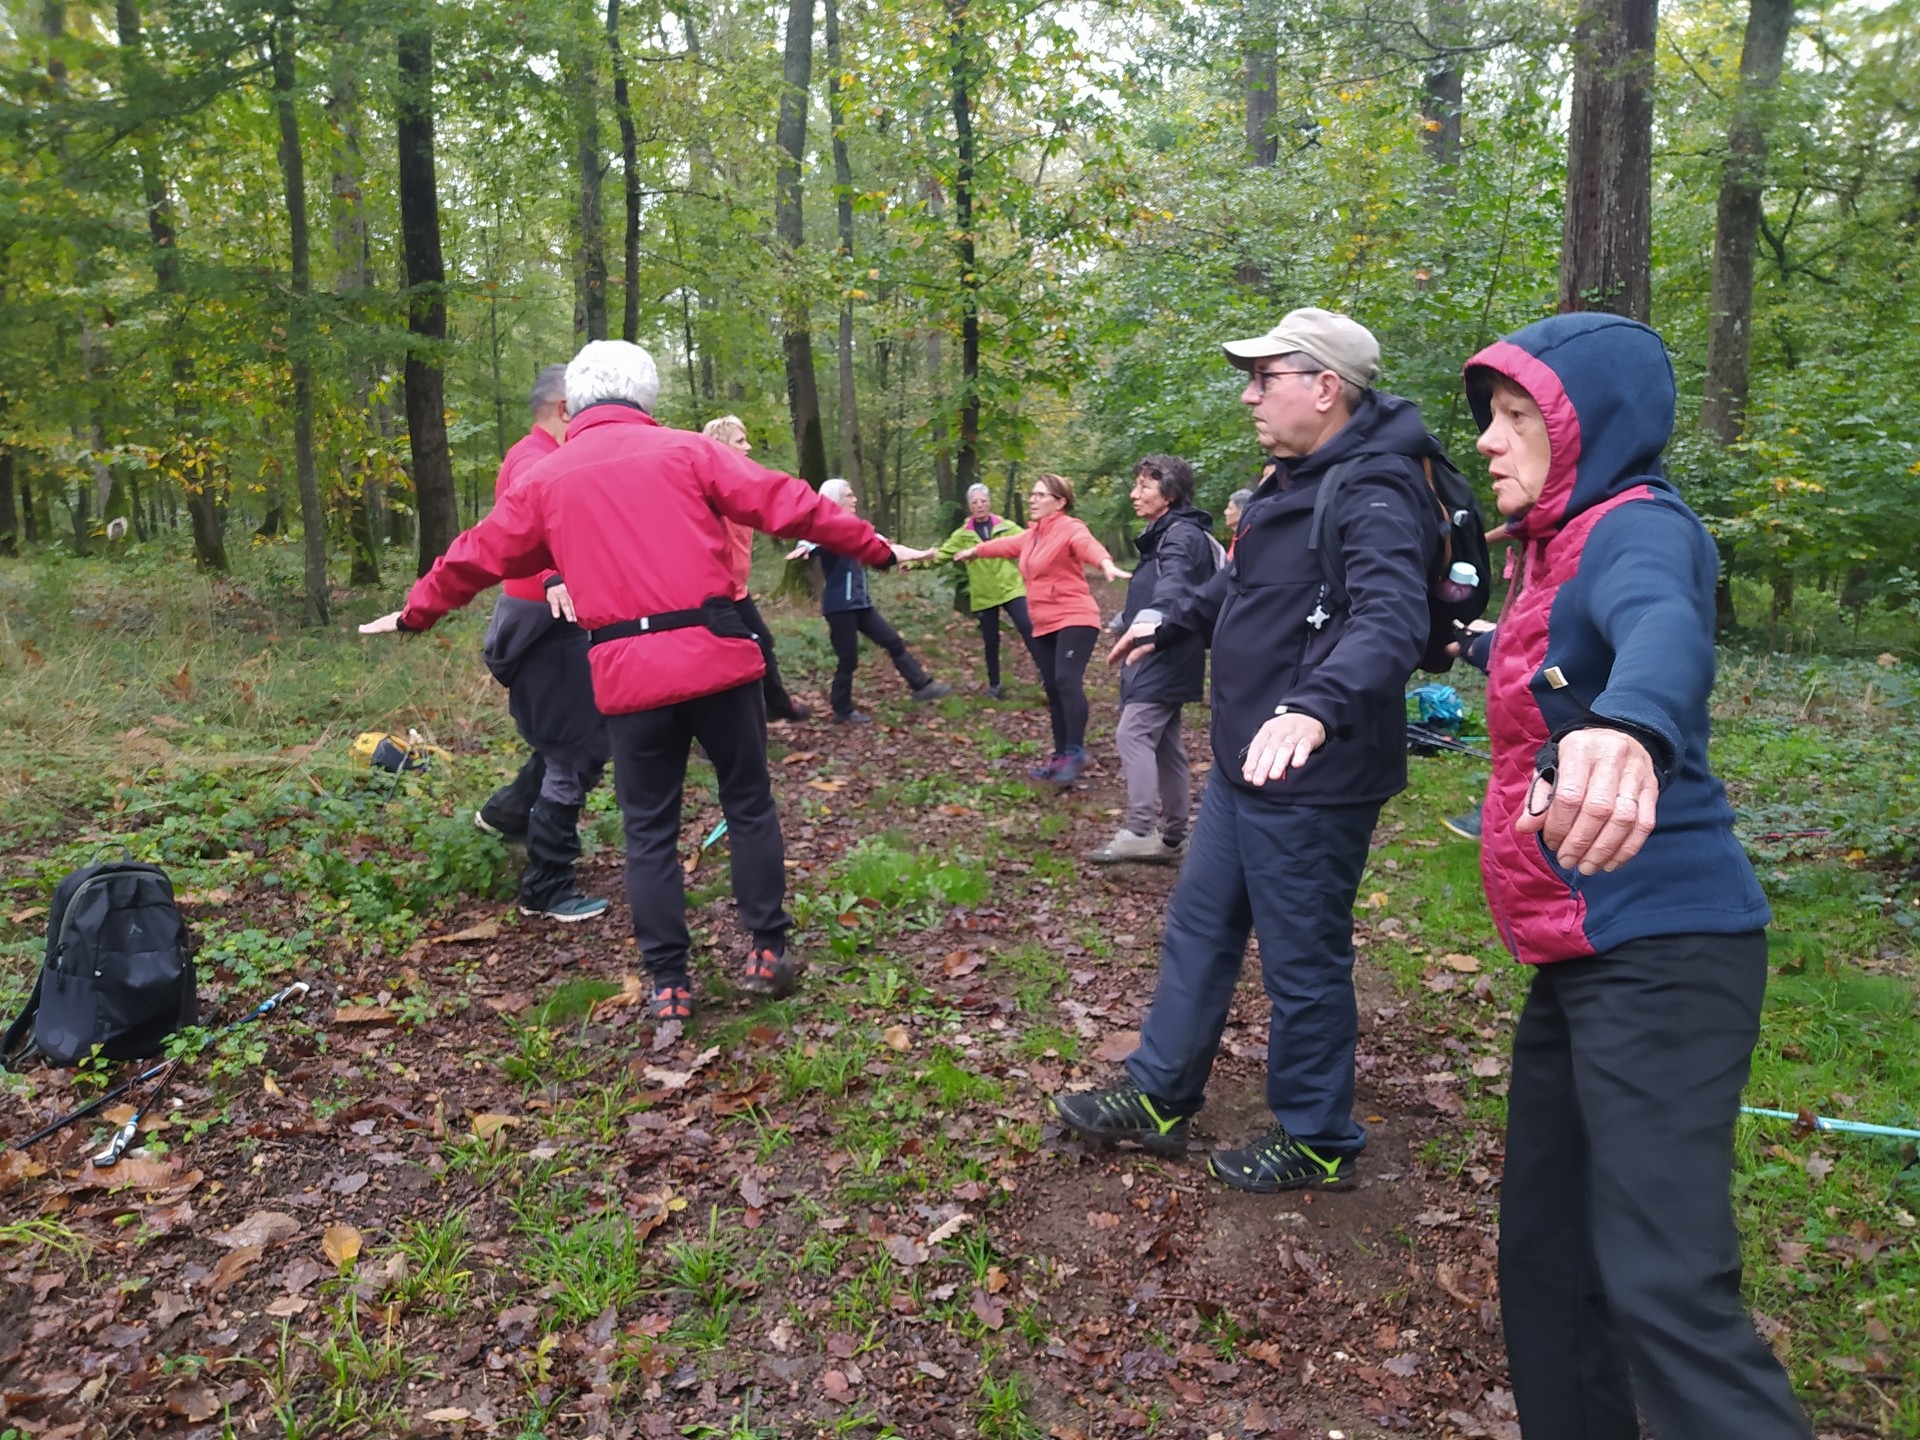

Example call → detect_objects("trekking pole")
14 980 310 1156
1739 1106 1920 1143
1407 723 1491 760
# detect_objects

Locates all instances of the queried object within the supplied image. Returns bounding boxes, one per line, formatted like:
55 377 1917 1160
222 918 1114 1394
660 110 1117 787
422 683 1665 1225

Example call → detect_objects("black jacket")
1160 391 1440 805
1117 505 1217 707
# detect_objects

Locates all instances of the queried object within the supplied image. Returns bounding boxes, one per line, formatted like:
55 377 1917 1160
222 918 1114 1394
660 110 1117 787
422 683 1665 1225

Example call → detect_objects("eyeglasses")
1247 367 1324 396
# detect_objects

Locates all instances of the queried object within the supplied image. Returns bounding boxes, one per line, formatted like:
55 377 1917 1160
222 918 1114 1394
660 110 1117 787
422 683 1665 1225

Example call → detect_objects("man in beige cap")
1055 306 1445 1193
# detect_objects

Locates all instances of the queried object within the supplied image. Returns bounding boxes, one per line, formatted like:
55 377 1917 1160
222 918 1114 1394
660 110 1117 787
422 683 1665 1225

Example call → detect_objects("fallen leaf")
1093 1030 1139 1063
807 778 847 793
424 1408 473 1424
70 1154 181 1192
821 1369 852 1401
970 1288 1008 1330
496 1303 539 1330
937 804 972 817
1805 1154 1834 1182
984 1264 1009 1293
333 1006 397 1025
881 1025 912 1052
641 1065 694 1091
263 1295 309 1317
430 920 501 944
1438 953 1482 973
589 973 646 1019
322 1224 363 1267
926 1213 969 1246
208 1244 263 1295
165 1383 219 1422
0 1150 48 1192
7 905 47 925
942 950 984 978
1470 1055 1505 1078
739 1174 769 1209
1363 890 1390 909
470 1114 521 1140
215 1210 301 1250
780 751 818 765
885 1234 929 1267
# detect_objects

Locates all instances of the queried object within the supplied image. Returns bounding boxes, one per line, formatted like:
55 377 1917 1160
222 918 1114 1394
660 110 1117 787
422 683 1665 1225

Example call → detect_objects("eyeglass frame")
1244 363 1331 396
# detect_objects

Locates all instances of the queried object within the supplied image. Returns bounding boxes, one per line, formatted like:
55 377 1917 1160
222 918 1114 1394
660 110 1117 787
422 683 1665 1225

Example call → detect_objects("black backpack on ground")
1 850 197 1068
1309 449 1493 674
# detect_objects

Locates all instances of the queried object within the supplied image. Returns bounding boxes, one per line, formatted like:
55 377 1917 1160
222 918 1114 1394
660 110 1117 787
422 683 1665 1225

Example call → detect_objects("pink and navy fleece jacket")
1464 313 1769 966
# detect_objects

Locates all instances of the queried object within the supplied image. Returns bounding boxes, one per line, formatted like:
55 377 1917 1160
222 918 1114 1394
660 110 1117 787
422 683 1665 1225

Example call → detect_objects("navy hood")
1463 313 1676 539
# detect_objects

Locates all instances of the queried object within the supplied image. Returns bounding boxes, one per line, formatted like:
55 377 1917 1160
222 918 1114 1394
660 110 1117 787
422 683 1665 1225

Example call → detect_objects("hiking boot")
1208 1127 1356 1193
1052 748 1089 786
911 679 953 703
1028 754 1065 781
771 700 814 722
1087 828 1171 865
1442 806 1484 842
1050 1078 1190 1157
833 710 872 726
1161 834 1189 863
739 945 798 1000
987 683 1004 700
649 978 695 1023
519 890 610 923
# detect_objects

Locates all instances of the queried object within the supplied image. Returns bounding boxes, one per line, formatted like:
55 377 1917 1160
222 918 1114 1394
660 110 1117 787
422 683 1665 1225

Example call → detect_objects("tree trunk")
608 0 642 343
572 0 608 343
271 15 328 625
0 450 15 556
1701 0 1794 442
1243 43 1277 166
330 53 381 584
824 0 865 491
1558 0 1655 321
397 25 458 572
946 0 981 504
776 0 827 485
1421 0 1464 191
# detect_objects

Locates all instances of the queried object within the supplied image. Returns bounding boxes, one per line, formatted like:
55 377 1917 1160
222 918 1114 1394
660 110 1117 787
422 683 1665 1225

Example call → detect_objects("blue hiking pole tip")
1740 1106 1920 1142
702 820 729 850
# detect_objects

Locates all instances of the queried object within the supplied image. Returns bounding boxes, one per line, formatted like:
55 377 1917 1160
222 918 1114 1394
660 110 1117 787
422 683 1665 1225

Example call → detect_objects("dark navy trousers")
1126 776 1379 1153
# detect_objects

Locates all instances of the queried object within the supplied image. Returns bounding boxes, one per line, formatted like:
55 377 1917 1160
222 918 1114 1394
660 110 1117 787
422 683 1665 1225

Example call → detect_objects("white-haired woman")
700 415 809 721
788 480 949 723
922 482 1042 699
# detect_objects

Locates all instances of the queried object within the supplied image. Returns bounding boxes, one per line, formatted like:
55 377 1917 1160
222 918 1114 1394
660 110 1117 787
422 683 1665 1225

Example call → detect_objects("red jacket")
723 520 754 601
966 511 1114 636
401 405 893 713
495 427 561 602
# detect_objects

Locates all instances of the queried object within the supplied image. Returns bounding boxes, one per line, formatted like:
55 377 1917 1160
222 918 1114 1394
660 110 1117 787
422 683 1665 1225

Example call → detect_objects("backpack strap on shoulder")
1308 461 1357 602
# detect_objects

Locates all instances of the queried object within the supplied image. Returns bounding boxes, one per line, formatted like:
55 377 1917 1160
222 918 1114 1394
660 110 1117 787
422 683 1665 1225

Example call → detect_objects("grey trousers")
1116 701 1191 843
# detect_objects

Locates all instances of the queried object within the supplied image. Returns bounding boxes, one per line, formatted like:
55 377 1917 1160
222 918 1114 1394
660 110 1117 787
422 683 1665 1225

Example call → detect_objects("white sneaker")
1087 828 1169 864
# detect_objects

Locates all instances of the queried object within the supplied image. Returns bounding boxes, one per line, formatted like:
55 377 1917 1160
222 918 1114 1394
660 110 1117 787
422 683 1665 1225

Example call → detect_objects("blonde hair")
1033 472 1076 514
702 414 747 445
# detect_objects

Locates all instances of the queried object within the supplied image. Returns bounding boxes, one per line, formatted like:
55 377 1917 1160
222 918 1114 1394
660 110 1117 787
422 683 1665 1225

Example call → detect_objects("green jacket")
934 515 1027 611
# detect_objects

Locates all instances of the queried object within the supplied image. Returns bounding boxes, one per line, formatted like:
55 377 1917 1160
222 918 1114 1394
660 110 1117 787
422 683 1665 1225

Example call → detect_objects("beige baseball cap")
1222 307 1381 390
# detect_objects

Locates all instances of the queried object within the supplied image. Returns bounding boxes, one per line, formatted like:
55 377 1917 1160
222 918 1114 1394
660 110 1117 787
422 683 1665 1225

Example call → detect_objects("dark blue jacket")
1465 313 1769 964
815 545 871 615
1160 391 1441 805
1118 505 1216 708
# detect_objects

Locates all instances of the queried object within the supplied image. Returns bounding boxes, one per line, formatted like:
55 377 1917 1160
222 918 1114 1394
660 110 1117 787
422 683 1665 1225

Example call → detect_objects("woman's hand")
1516 727 1659 875
546 582 576 623
359 610 404 635
1099 559 1131 583
952 547 979 564
785 542 812 561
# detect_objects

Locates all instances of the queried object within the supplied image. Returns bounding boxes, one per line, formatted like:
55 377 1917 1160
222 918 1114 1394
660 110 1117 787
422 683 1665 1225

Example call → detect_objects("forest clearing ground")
0 557 1915 1439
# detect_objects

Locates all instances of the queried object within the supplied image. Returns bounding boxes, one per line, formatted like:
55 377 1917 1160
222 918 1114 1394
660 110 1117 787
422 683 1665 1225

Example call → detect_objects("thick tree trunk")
1701 0 1794 442
397 26 458 572
1558 0 1655 321
1421 0 1464 190
776 0 827 485
271 16 328 625
572 0 608 343
1243 45 1277 166
824 0 865 490
946 0 981 504
608 0 641 343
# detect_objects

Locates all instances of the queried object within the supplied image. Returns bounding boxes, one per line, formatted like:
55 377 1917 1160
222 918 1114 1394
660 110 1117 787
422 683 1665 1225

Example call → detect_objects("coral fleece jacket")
400 404 894 713
1464 314 1770 966
964 511 1115 635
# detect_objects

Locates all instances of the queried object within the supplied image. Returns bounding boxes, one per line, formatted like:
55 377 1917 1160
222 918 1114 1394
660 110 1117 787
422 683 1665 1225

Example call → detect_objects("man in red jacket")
362 341 914 1020
471 364 612 924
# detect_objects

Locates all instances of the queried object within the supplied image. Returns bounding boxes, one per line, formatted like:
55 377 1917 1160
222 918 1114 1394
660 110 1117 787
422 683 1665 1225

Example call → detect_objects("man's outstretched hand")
359 610 403 635
1242 712 1327 786
1105 631 1155 668
1516 727 1659 875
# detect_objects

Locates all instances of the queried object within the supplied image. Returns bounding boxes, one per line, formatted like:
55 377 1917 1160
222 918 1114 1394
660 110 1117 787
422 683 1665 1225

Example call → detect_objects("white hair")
966 483 991 503
820 478 854 507
564 340 660 416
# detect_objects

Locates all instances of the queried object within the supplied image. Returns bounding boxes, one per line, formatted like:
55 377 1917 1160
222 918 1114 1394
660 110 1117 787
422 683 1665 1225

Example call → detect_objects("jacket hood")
1464 313 1675 538
1136 503 1214 554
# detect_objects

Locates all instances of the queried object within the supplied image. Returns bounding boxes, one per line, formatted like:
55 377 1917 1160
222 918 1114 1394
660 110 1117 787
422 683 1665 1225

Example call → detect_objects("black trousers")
825 607 930 716
1029 625 1097 755
975 596 1041 689
605 682 790 981
1500 931 1812 1440
735 593 801 720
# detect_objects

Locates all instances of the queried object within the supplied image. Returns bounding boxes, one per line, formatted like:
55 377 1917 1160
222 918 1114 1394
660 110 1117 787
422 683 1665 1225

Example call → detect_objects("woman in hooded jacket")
1460 312 1810 1440
954 472 1129 785
924 483 1044 698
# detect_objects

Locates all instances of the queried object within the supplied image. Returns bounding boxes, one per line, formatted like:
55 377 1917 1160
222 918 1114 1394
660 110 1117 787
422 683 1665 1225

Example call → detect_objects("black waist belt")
589 596 755 647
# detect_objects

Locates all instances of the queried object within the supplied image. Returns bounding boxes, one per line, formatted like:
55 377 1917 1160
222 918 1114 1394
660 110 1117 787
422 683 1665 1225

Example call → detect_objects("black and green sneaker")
1050 1079 1191 1157
1208 1128 1356 1193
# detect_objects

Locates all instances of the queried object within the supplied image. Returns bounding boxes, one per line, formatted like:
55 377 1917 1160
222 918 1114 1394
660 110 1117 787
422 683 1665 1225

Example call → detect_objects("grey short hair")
529 364 568 417
565 340 660 416
1277 350 1366 411
820 478 854 507
1228 488 1253 510
966 483 992 503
